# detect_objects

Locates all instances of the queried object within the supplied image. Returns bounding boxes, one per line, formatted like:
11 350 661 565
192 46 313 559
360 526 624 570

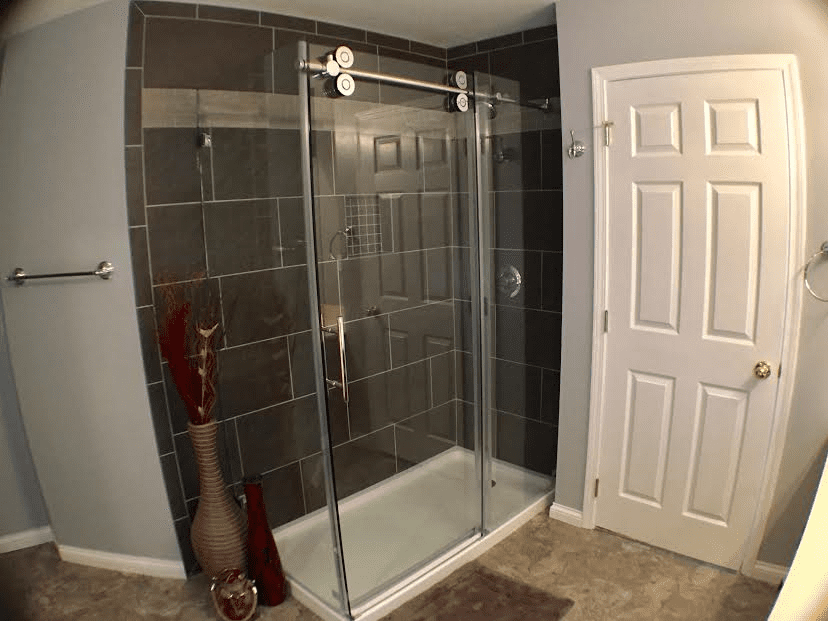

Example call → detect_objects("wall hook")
567 130 586 159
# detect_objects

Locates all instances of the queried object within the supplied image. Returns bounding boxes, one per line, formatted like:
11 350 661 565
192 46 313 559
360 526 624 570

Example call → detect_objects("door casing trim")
583 54 806 577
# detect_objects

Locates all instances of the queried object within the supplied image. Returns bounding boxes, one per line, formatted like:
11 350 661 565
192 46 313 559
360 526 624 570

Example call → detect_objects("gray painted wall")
0 295 50 537
0 36 50 540
0 0 180 560
556 0 828 567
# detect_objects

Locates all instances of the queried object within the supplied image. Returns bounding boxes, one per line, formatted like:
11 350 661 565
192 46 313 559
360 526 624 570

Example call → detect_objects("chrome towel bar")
8 261 114 285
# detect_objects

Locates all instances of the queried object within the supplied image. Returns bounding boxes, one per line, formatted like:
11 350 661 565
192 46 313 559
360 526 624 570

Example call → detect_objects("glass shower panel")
474 71 558 532
305 46 483 610
181 45 349 615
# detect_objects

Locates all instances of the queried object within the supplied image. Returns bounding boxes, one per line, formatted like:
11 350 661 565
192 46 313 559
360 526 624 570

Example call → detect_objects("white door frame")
583 54 806 576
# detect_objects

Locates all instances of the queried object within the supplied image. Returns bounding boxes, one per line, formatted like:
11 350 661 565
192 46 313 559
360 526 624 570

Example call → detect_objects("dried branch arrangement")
157 278 221 426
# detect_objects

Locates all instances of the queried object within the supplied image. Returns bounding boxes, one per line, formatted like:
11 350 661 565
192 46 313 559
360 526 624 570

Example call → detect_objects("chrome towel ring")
804 242 828 301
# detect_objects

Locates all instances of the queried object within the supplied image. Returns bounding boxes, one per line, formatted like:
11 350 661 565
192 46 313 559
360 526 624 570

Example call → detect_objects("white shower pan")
273 445 553 621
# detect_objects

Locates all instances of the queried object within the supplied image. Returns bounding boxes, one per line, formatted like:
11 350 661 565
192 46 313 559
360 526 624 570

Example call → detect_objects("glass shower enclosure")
248 41 559 619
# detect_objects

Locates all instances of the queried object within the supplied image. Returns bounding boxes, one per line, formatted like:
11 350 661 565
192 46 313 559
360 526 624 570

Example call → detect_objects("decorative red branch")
157 279 220 426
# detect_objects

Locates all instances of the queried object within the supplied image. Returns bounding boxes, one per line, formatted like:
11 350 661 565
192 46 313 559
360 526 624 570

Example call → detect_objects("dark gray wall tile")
453 247 473 302
477 31 522 52
378 52 446 108
278 197 307 267
490 39 559 100
494 249 542 309
262 13 315 32
313 196 345 263
541 368 560 426
542 252 562 312
148 382 174 455
410 41 446 59
312 130 334 197
161 452 186 519
447 42 477 60
221 266 310 346
175 420 243 498
348 360 429 436
368 31 408 51
331 426 397 499
341 315 390 381
126 4 144 68
260 462 307 527
448 51 489 76
124 69 142 145
376 250 427 314
454 300 473 353
493 191 562 252
494 307 561 370
236 395 321 474
219 338 293 417
137 306 162 383
541 129 563 190
144 18 272 91
174 518 200 576
129 227 152 307
457 400 476 450
494 411 556 476
523 24 557 43
211 128 302 200
430 351 455 407
494 358 542 420
136 1 196 17
316 21 366 43
143 128 205 205
389 303 454 367
146 204 207 284
125 146 145 226
163 364 192 434
492 131 541 192
326 388 350 447
198 5 259 24
204 199 281 276
288 330 315 399
396 403 456 470
299 453 326 512
425 247 453 302
455 351 474 403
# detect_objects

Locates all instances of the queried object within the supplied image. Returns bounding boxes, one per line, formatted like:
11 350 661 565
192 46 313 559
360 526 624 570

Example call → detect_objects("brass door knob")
754 361 772 379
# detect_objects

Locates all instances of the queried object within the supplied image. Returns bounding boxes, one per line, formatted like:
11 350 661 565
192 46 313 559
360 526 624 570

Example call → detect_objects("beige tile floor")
0 511 779 620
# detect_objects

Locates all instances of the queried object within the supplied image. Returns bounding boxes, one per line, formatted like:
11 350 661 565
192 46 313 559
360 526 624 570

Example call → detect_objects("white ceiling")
0 0 556 46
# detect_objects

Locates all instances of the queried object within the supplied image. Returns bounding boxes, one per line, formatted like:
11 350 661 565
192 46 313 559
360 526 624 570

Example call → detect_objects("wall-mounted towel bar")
8 261 114 286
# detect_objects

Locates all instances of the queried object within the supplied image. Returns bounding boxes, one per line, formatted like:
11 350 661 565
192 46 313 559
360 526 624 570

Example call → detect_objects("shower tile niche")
124 0 562 576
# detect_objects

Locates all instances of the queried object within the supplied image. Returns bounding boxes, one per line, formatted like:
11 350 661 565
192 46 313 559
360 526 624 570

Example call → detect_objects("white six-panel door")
595 66 792 568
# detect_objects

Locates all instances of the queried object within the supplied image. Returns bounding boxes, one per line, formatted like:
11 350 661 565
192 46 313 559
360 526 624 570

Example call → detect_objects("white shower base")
273 446 553 620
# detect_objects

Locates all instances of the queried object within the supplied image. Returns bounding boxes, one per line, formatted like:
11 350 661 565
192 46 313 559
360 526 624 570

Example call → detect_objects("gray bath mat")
380 561 574 621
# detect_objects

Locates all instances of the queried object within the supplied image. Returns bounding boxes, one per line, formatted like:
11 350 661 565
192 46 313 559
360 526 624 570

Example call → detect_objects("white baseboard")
548 502 585 527
58 544 186 579
748 560 789 585
0 526 54 553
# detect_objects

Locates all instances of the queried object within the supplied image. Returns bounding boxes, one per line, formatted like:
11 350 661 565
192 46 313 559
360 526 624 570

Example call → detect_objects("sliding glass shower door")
301 42 484 613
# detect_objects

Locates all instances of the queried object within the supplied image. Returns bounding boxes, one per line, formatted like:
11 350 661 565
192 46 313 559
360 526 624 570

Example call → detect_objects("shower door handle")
324 316 349 403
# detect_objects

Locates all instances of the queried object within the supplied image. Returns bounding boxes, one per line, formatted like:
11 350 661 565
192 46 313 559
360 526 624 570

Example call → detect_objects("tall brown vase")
188 421 247 578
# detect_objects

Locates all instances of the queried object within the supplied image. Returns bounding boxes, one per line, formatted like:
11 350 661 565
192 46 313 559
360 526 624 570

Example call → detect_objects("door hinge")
603 310 609 333
594 478 600 498
602 121 614 147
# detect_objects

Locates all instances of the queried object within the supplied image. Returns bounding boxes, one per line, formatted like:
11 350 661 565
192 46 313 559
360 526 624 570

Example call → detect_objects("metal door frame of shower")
295 41 552 621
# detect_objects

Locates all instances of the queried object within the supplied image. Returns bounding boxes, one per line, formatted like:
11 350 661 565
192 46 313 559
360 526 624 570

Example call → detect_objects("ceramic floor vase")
188 421 247 578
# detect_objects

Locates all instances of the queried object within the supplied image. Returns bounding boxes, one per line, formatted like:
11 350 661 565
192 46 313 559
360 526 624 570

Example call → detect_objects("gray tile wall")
125 0 457 575
450 26 562 478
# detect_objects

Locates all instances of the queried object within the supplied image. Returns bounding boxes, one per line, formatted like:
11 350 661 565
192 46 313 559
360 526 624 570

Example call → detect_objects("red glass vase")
243 476 287 606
